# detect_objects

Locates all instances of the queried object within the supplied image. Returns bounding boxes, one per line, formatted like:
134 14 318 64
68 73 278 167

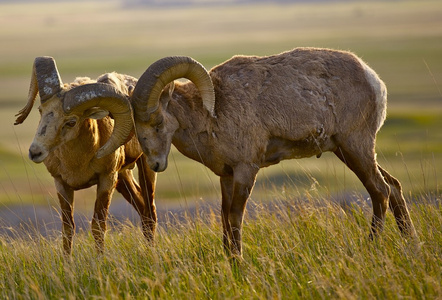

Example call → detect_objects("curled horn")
131 56 216 122
63 83 134 159
15 56 63 125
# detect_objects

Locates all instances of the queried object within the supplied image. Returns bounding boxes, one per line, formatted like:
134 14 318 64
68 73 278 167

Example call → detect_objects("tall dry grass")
0 190 440 299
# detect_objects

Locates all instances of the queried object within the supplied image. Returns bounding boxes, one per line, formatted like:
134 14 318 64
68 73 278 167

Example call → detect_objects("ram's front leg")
92 172 118 253
55 179 75 255
221 175 234 254
227 164 258 257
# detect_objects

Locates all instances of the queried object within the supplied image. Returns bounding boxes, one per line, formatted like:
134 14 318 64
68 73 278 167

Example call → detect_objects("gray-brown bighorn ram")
14 57 157 254
129 47 418 256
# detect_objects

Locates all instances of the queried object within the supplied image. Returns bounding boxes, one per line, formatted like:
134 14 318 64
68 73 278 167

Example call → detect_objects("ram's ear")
160 81 175 109
128 85 135 97
84 107 109 120
168 81 175 99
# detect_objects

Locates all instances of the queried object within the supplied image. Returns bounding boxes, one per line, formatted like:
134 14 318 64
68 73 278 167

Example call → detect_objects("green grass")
0 195 440 299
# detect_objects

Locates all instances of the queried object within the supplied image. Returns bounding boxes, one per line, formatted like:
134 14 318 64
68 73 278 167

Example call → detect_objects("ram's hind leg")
137 155 157 241
116 169 145 219
377 165 418 239
334 140 391 237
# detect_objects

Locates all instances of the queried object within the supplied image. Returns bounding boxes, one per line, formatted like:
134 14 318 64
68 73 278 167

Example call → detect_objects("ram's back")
209 47 384 165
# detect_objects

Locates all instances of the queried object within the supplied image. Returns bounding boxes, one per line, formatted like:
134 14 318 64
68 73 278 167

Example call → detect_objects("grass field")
0 0 441 298
0 197 440 299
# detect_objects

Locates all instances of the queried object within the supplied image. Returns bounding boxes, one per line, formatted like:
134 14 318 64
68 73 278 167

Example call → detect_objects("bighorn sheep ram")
14 57 157 254
129 47 418 256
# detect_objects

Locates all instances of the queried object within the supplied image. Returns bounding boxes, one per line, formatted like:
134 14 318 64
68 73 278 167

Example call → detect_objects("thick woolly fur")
136 47 418 256
30 72 156 254
152 48 385 174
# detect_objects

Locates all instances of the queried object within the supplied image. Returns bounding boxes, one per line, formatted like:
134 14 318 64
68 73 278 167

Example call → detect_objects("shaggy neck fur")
168 82 216 167
46 118 120 189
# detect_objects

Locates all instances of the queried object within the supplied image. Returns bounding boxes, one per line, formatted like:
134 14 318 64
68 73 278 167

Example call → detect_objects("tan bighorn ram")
129 47 418 257
15 57 157 254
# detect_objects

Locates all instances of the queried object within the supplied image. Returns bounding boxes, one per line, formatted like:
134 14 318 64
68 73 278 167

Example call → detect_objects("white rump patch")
358 58 387 132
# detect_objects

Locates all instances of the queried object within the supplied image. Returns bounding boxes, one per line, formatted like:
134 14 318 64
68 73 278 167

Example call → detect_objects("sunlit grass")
0 192 440 299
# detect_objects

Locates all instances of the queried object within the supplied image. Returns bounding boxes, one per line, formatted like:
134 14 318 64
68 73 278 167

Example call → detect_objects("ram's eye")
65 120 77 128
155 120 163 133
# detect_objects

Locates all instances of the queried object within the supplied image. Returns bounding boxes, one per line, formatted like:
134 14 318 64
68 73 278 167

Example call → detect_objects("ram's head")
15 57 134 163
131 56 215 172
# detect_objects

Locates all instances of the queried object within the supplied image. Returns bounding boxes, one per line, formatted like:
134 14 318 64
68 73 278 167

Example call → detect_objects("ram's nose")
150 159 167 173
28 144 47 163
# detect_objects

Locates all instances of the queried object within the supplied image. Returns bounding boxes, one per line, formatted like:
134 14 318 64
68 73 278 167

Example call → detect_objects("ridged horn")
63 82 134 159
15 56 63 125
132 56 216 122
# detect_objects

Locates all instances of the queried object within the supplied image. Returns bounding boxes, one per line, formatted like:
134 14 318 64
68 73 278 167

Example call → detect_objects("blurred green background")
0 0 440 225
